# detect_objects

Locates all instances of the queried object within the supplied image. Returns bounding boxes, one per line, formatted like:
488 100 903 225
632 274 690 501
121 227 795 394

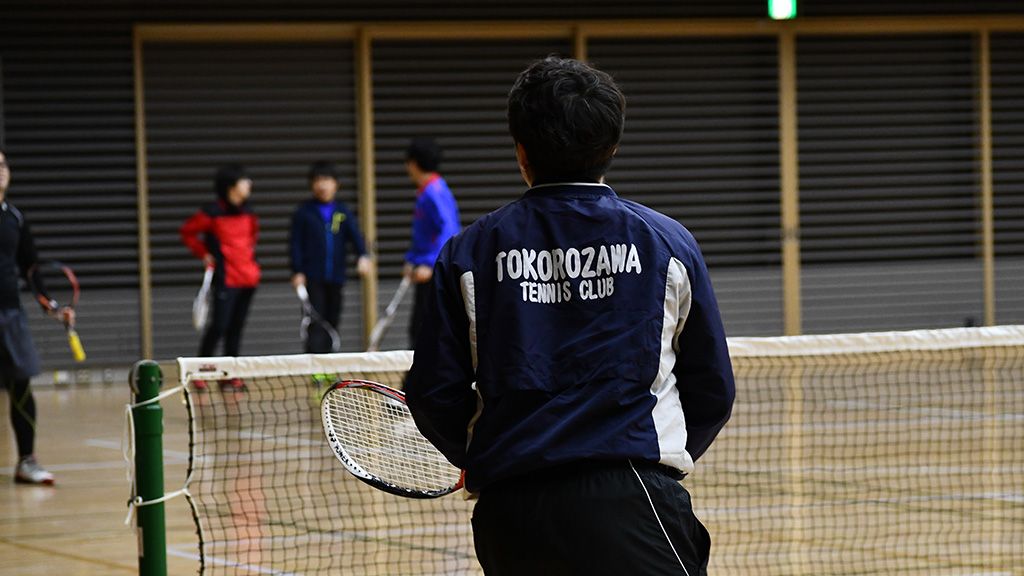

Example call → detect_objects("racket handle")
295 283 309 302
67 328 86 362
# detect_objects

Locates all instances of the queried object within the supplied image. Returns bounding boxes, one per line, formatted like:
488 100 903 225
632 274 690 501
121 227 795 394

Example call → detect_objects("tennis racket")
27 260 86 362
321 379 464 498
192 263 214 331
295 283 341 352
366 276 411 352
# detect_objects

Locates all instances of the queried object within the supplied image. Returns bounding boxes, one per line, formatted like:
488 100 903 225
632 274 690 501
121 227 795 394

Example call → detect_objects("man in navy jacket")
405 57 735 576
289 161 371 353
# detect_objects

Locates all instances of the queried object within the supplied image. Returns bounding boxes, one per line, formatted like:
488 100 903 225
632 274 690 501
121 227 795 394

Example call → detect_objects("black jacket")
0 201 39 310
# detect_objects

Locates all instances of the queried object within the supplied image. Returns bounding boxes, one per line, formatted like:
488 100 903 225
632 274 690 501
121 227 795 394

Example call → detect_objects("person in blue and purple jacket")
402 137 460 349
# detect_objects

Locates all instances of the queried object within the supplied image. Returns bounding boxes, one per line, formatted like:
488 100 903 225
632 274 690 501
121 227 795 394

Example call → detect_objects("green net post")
131 360 167 576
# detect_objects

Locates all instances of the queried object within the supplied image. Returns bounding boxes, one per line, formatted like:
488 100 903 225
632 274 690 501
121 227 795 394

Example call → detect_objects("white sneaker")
14 456 55 485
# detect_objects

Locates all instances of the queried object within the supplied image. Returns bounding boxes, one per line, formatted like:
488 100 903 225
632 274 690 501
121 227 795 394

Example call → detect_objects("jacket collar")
417 173 441 196
522 182 616 200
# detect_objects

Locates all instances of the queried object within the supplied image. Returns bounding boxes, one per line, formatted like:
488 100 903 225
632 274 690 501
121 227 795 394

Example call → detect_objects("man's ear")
515 142 533 186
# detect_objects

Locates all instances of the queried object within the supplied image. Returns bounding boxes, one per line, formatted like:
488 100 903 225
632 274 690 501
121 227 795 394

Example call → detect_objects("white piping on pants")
629 459 690 576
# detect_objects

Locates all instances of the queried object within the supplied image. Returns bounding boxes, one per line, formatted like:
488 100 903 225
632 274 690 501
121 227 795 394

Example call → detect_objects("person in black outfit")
0 148 67 484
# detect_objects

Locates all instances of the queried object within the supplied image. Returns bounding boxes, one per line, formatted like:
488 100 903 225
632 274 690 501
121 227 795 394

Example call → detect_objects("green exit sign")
769 0 797 19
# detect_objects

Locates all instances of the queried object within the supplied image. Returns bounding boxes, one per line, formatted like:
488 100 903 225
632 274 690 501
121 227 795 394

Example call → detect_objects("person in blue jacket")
402 137 460 349
404 57 735 576
289 161 371 353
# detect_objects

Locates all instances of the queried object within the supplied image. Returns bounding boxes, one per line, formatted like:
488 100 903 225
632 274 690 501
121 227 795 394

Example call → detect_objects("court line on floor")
166 547 306 576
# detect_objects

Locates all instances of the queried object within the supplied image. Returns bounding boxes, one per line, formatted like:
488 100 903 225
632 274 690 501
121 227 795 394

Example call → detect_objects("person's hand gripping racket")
293 275 342 353
49 301 84 362
28 260 86 362
192 256 215 331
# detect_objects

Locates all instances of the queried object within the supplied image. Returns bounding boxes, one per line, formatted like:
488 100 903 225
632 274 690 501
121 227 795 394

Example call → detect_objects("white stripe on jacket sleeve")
650 257 695 475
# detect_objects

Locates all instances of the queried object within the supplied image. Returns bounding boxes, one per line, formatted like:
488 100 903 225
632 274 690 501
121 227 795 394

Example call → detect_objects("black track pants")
472 462 711 576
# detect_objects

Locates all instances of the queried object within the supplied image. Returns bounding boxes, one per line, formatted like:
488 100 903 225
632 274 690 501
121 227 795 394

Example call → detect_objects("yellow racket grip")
67 329 86 362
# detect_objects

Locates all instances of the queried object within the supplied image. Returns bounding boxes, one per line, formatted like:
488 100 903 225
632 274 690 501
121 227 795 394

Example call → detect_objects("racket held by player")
295 283 341 352
321 379 464 498
192 263 214 331
27 260 86 362
366 276 411 352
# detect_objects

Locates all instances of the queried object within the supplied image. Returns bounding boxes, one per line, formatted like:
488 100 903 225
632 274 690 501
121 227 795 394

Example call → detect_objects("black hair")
214 164 248 200
307 160 340 183
506 56 625 183
405 137 443 172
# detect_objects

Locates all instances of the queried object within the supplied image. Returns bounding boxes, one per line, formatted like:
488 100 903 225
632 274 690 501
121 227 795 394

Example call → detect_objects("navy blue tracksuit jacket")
289 200 366 283
405 182 735 493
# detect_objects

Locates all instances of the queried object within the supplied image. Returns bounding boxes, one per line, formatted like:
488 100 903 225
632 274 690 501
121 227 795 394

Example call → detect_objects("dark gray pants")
472 461 711 576
408 281 431 350
0 306 42 457
302 280 343 353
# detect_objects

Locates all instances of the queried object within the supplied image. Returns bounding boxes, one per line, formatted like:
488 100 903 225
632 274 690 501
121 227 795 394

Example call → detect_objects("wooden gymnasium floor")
1 379 198 576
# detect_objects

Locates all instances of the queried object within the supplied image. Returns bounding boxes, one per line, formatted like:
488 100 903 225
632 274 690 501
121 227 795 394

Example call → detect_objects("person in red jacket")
180 165 260 388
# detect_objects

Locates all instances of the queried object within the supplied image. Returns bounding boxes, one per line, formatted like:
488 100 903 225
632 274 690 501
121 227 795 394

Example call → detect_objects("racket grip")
68 329 86 362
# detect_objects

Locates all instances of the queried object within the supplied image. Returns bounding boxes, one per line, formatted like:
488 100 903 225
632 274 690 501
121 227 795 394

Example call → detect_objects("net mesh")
177 352 478 576
176 326 1024 576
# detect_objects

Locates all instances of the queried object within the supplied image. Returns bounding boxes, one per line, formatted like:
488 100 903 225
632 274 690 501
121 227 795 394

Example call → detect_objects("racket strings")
30 265 77 309
325 387 459 493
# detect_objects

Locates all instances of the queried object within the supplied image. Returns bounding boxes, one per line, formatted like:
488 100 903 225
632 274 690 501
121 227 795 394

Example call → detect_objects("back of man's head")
308 160 340 183
405 137 443 173
214 164 248 200
507 56 625 183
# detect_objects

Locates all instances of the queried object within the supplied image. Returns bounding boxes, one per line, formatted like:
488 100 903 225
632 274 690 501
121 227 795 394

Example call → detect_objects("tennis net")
174 325 1024 575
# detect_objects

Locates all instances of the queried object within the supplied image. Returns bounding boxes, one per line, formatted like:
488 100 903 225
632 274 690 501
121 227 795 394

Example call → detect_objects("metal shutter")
4 10 1024 377
796 34 984 332
588 37 784 336
142 41 360 359
991 32 1024 325
0 22 140 370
